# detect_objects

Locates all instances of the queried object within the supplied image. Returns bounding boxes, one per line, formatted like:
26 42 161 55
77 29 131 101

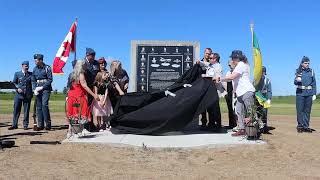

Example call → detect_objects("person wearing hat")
255 66 272 133
31 54 53 131
294 56 316 133
84 48 100 131
220 50 256 136
8 61 33 130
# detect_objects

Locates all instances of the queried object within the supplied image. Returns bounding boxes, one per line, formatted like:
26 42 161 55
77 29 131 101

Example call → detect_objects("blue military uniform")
83 48 99 132
11 61 33 129
294 56 316 132
84 48 99 91
31 54 53 130
255 66 272 131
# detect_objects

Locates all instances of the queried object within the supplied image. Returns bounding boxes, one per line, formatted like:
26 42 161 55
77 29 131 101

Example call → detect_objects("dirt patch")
1 113 320 180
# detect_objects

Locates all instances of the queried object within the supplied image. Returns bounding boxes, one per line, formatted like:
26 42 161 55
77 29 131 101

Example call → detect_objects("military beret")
301 56 310 63
86 48 96 56
262 66 266 74
22 61 29 66
34 54 44 60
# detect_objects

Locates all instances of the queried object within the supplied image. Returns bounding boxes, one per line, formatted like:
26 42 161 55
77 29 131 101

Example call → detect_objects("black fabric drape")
108 64 219 135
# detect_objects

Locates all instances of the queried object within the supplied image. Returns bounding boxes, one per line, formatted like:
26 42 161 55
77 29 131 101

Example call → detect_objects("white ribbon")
164 90 176 97
183 84 192 88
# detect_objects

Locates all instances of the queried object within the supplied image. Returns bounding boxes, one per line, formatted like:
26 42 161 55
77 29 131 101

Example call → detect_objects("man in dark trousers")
197 48 212 129
31 54 53 131
8 61 33 130
84 48 99 131
197 48 222 131
224 60 237 129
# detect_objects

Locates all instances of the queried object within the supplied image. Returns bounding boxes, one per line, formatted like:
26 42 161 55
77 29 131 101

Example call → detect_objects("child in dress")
91 72 113 131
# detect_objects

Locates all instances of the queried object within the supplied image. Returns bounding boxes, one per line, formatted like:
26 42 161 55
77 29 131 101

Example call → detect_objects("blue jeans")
296 95 313 129
12 95 31 128
36 91 51 128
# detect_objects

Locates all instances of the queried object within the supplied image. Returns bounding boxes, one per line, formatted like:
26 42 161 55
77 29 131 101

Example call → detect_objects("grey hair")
71 60 85 83
110 60 122 76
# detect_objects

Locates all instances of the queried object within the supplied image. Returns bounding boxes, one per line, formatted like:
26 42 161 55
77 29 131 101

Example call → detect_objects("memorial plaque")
131 41 200 92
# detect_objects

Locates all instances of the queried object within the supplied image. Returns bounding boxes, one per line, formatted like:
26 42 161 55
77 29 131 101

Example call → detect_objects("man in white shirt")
221 50 255 136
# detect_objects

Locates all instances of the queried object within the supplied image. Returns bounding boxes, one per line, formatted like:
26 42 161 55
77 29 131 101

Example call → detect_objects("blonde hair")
71 60 85 83
94 72 104 87
110 60 123 76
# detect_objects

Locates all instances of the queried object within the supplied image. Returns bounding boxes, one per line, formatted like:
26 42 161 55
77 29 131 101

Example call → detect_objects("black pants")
225 95 237 128
84 93 97 132
255 98 268 128
201 100 221 128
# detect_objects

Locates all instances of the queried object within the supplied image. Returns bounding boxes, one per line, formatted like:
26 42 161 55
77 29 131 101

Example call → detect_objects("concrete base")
63 129 265 148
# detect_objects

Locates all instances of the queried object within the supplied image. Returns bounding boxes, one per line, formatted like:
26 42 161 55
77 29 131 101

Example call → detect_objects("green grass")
218 97 320 117
0 93 67 114
1 93 320 117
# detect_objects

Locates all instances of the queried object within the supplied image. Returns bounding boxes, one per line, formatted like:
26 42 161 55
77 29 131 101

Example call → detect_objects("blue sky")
0 0 319 95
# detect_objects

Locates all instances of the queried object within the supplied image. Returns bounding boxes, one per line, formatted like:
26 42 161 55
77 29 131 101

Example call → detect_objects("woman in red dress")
67 60 99 134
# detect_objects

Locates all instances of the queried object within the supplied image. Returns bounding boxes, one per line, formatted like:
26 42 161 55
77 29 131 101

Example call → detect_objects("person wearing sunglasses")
294 56 317 133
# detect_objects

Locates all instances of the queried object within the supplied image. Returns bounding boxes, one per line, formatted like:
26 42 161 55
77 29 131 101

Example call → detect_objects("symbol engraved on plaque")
185 55 191 62
172 64 180 68
141 47 145 53
141 55 146 62
186 63 191 70
175 47 179 53
151 57 160 67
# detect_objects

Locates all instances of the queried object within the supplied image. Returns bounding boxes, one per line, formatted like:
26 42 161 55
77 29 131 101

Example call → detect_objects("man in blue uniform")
84 48 99 131
8 61 33 130
31 54 53 131
255 66 272 133
294 56 316 133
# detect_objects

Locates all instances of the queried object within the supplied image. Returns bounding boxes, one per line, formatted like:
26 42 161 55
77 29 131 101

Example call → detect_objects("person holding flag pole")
250 23 272 133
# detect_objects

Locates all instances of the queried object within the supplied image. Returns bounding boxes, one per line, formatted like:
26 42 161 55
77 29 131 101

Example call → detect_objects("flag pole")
74 18 78 61
250 22 254 50
250 22 255 84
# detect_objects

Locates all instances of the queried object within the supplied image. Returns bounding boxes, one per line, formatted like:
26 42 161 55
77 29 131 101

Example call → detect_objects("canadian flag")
52 21 77 74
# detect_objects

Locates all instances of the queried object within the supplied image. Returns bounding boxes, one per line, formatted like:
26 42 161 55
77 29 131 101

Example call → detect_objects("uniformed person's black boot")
297 127 303 133
303 128 312 133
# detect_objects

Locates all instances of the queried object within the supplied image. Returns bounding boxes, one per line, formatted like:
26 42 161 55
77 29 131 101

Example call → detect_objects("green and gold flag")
251 27 263 86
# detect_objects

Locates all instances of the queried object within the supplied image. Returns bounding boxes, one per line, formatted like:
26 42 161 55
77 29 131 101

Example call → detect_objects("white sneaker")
232 126 240 132
81 129 91 135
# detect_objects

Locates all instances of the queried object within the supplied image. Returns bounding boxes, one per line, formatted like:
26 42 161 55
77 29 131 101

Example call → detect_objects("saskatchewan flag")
252 29 263 86
255 91 271 108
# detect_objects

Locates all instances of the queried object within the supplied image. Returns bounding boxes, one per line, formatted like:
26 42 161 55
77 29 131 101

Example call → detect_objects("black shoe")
45 127 51 131
199 124 208 131
8 126 17 130
303 128 313 133
297 128 304 133
34 127 44 131
24 127 28 130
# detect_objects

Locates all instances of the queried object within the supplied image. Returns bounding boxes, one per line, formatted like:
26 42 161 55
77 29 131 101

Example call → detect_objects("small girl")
91 72 113 131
